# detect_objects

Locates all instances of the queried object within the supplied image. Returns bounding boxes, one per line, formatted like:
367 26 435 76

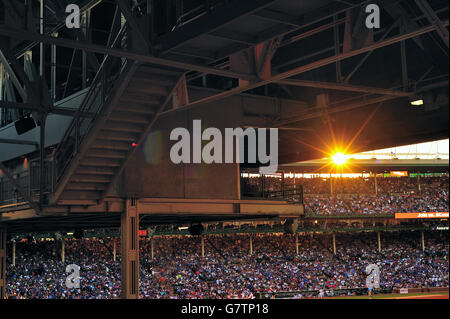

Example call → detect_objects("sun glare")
331 152 348 166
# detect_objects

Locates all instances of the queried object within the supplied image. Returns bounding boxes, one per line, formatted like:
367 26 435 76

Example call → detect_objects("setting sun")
331 152 348 166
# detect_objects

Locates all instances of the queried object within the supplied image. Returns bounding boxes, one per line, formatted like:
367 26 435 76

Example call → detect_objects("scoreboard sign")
390 171 408 177
395 212 449 219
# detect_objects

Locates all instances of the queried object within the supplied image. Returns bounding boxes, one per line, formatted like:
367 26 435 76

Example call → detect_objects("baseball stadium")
0 0 448 303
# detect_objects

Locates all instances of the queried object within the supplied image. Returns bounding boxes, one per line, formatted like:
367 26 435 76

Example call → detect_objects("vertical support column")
39 0 44 77
374 174 378 195
236 164 241 200
421 231 425 252
249 236 253 255
61 239 65 263
295 233 299 255
418 172 421 192
377 232 381 252
0 228 6 299
39 115 46 208
113 239 117 262
12 241 16 267
332 233 336 255
51 37 57 102
201 236 205 258
150 237 154 260
81 10 90 89
121 198 140 299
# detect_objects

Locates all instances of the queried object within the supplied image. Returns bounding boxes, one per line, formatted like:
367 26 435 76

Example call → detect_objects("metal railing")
52 25 129 188
241 173 304 203
0 159 52 209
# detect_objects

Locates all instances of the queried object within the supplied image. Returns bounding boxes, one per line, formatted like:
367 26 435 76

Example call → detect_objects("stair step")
72 175 111 183
126 85 170 96
92 139 133 151
66 182 108 191
60 190 101 201
109 111 152 124
104 121 146 133
86 149 127 159
80 158 122 167
130 76 178 87
120 92 163 105
77 167 116 176
97 131 138 142
136 65 182 77
115 104 157 115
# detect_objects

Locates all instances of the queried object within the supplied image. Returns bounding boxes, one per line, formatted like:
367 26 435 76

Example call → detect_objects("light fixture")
409 95 424 106
410 99 424 106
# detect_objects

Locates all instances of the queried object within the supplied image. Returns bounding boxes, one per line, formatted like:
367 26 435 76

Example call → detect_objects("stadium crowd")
243 175 449 215
6 231 448 299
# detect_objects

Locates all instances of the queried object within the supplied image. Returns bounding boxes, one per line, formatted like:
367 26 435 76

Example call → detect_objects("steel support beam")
344 21 399 83
278 79 410 96
0 50 27 101
154 0 275 54
121 198 139 299
415 0 449 47
0 138 38 146
0 28 255 81
275 95 400 127
14 0 104 60
115 0 149 52
162 25 440 115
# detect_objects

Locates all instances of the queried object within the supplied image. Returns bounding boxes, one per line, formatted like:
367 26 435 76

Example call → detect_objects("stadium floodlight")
410 99 424 106
409 95 424 106
331 152 348 166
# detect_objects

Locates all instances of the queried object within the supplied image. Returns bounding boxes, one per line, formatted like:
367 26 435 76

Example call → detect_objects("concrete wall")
121 96 251 200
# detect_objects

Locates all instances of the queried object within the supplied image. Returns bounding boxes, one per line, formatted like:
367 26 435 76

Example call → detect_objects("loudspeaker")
14 116 36 135
188 224 204 236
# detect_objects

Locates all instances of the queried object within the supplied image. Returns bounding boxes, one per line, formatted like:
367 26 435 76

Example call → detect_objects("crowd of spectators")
242 174 448 216
6 231 448 299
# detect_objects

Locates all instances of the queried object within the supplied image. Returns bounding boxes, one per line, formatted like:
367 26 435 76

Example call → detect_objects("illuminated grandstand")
0 0 448 302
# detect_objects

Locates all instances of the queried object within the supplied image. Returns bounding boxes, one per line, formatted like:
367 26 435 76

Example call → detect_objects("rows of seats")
6 231 448 299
